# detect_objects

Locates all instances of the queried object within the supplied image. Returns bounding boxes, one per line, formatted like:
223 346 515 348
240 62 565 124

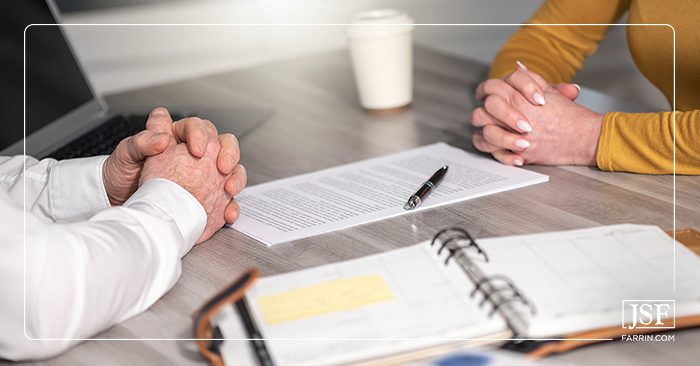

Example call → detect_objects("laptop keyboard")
48 114 182 160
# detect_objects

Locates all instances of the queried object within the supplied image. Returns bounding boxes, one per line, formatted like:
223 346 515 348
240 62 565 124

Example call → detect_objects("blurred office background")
54 0 668 109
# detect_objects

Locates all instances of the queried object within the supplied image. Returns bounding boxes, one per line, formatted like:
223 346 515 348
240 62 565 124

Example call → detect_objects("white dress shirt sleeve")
0 156 206 361
0 155 111 222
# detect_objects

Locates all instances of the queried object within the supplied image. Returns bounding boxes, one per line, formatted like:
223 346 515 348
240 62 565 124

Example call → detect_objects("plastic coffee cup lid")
347 9 414 39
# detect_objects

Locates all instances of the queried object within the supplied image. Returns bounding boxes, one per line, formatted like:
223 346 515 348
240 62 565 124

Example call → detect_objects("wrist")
124 178 206 256
102 157 119 206
102 155 139 206
582 113 604 166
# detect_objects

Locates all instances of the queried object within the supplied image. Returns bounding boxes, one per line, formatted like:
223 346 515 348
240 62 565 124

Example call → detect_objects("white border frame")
23 23 676 344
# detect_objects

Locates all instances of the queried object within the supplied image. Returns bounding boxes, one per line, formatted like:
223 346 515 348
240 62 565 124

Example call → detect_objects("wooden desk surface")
19 47 700 366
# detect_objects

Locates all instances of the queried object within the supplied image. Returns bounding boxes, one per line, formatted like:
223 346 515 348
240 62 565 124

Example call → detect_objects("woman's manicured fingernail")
573 83 581 92
533 92 545 105
516 119 532 132
515 139 530 149
516 60 528 70
513 159 524 166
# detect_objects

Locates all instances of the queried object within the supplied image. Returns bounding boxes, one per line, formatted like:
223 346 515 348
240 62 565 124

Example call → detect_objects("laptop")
0 0 271 159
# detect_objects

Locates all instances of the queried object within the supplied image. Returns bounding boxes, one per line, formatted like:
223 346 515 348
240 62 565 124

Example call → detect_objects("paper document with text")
231 143 548 246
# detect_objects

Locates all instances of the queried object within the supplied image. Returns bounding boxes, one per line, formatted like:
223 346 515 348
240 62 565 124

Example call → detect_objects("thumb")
116 130 170 166
554 83 581 101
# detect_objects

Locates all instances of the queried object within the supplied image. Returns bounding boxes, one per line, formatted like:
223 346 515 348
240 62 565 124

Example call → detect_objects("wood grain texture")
12 47 700 366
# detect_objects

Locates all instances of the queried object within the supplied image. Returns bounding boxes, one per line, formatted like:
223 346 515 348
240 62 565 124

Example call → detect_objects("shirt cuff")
596 112 615 171
49 156 111 222
123 178 207 257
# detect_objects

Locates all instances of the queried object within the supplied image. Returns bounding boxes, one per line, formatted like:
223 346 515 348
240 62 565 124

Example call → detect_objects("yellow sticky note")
256 274 395 325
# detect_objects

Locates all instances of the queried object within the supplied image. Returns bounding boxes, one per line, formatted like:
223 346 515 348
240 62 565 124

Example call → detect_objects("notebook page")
476 225 700 337
243 241 506 366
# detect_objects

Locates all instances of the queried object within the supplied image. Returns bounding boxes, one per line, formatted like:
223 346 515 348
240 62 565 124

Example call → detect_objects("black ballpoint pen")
236 299 275 366
404 165 449 210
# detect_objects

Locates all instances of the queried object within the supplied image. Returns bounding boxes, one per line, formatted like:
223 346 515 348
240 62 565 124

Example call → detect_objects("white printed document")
231 143 548 246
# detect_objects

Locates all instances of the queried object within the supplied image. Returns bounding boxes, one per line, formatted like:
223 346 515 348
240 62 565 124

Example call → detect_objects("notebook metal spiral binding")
471 275 536 317
431 227 489 265
431 227 535 339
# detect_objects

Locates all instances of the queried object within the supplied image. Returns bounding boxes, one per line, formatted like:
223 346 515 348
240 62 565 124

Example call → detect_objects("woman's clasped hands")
471 61 605 167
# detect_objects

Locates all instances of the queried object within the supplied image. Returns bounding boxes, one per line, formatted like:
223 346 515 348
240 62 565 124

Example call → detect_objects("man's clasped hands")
101 107 247 243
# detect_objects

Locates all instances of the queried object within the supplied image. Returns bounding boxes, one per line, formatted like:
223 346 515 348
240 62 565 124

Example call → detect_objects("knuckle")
511 70 529 86
132 130 149 144
506 109 521 124
470 108 483 125
481 125 495 140
483 95 500 111
503 72 516 84
222 133 238 144
150 106 168 117
484 79 507 95
230 203 241 220
238 170 248 187
490 78 506 90
511 92 530 110
117 135 132 147
482 124 495 134
114 136 132 154
493 151 509 164
525 82 539 95
182 117 201 129
203 120 218 135
482 125 503 143
192 126 206 139
472 134 484 150
483 79 497 92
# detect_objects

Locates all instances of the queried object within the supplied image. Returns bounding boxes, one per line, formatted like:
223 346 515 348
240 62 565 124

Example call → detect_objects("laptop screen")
0 0 94 152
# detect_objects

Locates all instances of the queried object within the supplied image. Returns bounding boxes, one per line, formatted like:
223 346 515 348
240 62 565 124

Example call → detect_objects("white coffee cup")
347 9 414 110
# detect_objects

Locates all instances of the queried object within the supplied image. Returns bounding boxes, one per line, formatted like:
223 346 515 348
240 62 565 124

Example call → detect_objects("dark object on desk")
192 269 260 366
235 296 275 366
1 0 271 159
192 268 274 366
47 114 182 159
404 165 449 210
46 106 274 160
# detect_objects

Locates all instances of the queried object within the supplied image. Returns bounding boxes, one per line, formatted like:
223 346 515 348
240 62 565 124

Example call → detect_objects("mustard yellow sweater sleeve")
486 0 699 174
598 111 699 174
488 0 630 82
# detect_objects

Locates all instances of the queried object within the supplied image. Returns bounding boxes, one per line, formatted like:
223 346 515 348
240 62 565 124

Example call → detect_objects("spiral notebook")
198 225 700 366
